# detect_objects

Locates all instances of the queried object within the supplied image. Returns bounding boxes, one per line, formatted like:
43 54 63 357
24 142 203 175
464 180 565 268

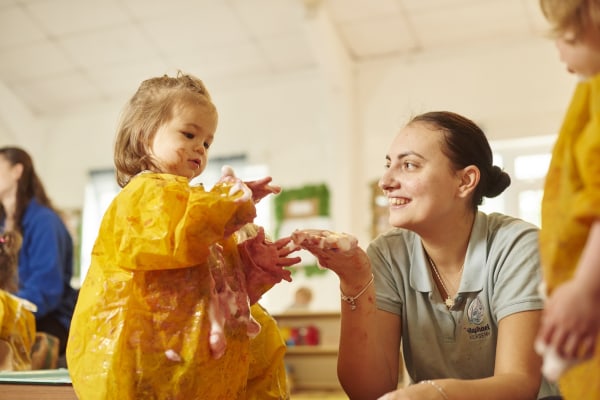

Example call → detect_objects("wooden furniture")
0 369 77 400
273 310 342 391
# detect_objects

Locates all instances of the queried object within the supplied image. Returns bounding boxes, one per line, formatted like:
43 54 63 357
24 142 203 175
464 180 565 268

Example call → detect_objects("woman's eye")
403 161 416 170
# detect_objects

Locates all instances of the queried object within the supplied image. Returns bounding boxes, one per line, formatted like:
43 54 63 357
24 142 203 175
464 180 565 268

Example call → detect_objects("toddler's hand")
535 278 599 381
238 227 300 304
221 165 281 204
218 165 252 202
245 176 281 203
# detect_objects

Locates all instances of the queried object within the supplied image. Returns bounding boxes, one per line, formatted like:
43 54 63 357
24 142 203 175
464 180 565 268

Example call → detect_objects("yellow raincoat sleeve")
111 173 256 270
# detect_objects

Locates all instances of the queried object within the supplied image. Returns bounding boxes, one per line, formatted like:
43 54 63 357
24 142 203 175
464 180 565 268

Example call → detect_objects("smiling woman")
291 111 561 399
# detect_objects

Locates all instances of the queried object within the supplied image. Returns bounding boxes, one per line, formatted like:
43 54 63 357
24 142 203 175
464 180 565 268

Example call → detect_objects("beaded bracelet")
340 274 374 310
420 380 449 400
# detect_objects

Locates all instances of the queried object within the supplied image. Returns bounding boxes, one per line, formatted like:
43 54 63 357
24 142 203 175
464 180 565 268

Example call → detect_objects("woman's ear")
457 165 480 198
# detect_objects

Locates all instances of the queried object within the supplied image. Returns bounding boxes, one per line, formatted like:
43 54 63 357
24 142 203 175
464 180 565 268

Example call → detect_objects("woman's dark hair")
0 147 54 232
409 111 511 209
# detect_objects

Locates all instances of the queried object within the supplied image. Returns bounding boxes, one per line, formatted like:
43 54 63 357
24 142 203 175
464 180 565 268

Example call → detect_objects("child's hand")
238 227 300 304
537 278 600 362
218 165 252 202
245 176 281 204
220 165 280 204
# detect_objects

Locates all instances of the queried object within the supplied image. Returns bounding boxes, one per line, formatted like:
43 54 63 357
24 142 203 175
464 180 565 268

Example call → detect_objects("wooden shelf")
0 383 77 400
273 311 341 391
0 369 77 400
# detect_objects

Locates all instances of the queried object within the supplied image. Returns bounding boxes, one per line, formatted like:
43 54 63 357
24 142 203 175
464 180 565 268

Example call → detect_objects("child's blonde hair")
114 71 218 187
0 231 22 293
540 0 600 38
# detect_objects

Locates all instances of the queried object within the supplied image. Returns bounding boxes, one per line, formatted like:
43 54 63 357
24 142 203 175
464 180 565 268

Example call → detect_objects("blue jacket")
15 199 78 330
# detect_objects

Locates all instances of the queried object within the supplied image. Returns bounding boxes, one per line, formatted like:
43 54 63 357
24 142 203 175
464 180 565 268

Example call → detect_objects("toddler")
66 72 299 399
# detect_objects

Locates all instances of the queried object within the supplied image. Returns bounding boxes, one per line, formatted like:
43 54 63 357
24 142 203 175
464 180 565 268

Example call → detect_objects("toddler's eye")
560 30 578 45
204 142 211 150
183 132 194 139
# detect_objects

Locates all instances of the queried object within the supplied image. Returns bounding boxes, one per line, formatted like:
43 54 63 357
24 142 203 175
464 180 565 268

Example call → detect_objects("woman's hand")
291 229 372 286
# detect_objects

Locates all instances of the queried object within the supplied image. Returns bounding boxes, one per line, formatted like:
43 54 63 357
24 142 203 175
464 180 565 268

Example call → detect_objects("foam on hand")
535 339 581 382
291 229 358 251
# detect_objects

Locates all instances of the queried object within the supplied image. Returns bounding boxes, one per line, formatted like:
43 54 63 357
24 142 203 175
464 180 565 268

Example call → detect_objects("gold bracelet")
340 274 374 310
421 380 449 400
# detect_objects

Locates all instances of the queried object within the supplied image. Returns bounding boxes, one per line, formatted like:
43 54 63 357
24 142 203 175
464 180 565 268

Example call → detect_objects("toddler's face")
150 102 217 179
555 28 600 78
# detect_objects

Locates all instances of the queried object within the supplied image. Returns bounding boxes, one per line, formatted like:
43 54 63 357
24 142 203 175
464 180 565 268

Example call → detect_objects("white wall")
0 34 577 309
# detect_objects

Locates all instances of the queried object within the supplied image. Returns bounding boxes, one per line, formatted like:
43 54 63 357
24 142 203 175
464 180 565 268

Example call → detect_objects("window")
479 135 556 227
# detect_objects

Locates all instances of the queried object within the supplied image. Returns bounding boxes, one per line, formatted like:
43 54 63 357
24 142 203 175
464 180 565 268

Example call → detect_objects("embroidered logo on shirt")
465 296 491 340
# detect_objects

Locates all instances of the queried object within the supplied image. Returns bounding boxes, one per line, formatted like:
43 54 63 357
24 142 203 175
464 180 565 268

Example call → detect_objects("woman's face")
378 122 464 232
555 28 600 78
0 156 20 202
150 101 217 180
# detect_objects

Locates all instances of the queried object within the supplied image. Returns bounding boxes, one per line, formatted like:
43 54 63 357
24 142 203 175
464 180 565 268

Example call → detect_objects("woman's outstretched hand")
290 229 372 285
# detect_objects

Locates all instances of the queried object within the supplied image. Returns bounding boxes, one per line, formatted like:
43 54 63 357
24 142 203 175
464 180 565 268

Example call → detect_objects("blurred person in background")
0 146 78 357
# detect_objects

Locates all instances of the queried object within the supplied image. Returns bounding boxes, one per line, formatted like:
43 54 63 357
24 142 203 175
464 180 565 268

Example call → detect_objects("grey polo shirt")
368 212 550 387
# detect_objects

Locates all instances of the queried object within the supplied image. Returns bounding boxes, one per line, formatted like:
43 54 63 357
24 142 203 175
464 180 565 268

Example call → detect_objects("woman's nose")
379 171 393 191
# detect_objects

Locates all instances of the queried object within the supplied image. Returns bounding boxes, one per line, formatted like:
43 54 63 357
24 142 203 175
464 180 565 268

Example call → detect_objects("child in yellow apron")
67 72 299 399
537 1 600 398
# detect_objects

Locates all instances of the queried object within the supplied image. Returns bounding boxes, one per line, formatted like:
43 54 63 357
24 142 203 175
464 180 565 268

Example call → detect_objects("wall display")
260 184 340 314
274 184 330 277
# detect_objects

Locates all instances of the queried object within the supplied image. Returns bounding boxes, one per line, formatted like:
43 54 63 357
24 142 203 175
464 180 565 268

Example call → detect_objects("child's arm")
538 219 600 362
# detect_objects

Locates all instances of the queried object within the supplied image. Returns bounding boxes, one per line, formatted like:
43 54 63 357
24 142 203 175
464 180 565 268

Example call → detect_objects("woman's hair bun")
485 165 511 198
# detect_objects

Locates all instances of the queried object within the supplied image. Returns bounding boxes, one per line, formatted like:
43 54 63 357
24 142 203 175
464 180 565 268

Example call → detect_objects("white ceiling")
0 0 549 117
